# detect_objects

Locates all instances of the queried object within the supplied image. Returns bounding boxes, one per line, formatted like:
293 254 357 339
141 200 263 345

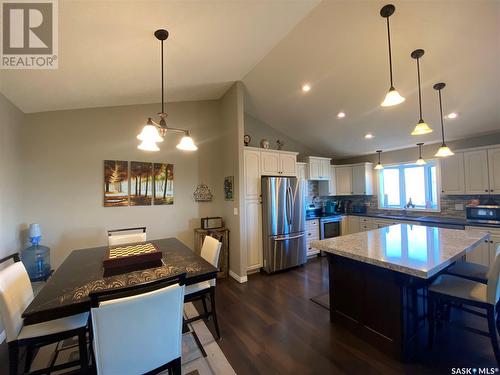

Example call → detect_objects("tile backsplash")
306 181 500 219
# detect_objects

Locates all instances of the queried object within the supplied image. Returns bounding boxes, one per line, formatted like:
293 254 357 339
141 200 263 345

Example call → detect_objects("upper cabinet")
488 147 500 194
318 165 336 196
335 163 373 196
440 146 500 196
296 162 307 180
441 152 465 195
244 148 261 200
306 156 331 180
260 150 297 177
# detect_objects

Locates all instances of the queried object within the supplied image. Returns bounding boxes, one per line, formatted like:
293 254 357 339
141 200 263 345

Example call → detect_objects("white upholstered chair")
107 226 147 246
0 254 89 375
184 235 222 338
90 275 185 375
428 247 500 364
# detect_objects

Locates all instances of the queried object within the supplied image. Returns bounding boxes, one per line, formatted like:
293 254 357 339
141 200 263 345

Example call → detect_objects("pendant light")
433 82 454 157
374 150 384 170
137 29 198 152
415 143 426 165
380 4 405 107
410 49 433 135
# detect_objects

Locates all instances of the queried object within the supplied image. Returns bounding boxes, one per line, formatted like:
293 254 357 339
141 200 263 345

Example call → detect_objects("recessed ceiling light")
301 83 311 92
364 133 374 139
337 112 346 118
446 112 458 119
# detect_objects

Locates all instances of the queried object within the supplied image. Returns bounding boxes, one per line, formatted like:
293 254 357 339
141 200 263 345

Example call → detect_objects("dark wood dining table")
23 238 218 325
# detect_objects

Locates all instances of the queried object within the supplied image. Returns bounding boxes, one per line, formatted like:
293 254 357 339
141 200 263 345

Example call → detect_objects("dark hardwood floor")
0 257 497 374
213 257 498 375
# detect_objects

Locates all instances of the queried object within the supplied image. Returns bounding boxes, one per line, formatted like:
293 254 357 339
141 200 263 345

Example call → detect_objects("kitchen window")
378 161 439 211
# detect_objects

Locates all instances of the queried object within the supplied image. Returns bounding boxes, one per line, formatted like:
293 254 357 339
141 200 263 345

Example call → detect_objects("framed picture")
104 160 129 207
153 163 174 205
130 162 153 206
224 176 234 201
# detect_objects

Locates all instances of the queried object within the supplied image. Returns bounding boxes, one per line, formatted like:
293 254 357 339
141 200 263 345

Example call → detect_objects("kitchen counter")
311 224 488 278
312 223 489 360
348 212 500 229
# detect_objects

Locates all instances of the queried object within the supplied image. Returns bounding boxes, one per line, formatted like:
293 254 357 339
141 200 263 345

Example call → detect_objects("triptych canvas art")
104 160 174 207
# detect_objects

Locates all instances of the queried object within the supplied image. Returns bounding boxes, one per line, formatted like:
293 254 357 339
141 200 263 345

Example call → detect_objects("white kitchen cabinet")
296 162 307 180
335 166 353 195
306 156 331 180
260 150 297 176
306 219 320 257
244 149 261 200
318 166 336 196
245 199 262 272
344 216 360 235
464 150 490 195
465 226 500 267
352 163 373 195
440 152 465 195
488 147 500 194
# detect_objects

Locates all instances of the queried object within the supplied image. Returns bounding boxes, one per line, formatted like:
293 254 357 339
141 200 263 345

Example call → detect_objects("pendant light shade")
136 29 197 152
176 133 198 151
433 82 454 157
410 49 432 135
374 150 384 170
415 143 426 165
380 4 405 107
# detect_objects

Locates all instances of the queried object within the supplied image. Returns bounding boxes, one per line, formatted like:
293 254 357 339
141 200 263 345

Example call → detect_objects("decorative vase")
260 139 270 149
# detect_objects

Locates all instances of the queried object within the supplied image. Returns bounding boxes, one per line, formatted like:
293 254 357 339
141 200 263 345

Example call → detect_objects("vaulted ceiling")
243 0 500 157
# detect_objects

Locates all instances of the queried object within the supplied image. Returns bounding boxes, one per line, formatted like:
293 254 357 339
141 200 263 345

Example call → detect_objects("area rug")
310 292 330 310
27 303 235 375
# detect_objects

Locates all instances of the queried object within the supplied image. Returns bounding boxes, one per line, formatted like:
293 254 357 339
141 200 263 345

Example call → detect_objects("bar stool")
428 250 500 364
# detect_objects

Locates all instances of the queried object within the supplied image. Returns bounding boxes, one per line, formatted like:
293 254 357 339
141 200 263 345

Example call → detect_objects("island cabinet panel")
328 254 423 360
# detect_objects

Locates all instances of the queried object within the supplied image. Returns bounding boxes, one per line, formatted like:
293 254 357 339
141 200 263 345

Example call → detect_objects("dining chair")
184 235 222 339
428 249 500 364
107 226 146 246
0 253 89 375
89 273 186 375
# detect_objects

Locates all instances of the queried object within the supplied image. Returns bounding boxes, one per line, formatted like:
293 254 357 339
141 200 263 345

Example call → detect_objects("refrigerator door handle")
288 186 294 226
286 186 293 226
275 233 305 241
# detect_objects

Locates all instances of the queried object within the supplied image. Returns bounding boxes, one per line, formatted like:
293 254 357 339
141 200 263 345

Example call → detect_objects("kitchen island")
311 224 489 360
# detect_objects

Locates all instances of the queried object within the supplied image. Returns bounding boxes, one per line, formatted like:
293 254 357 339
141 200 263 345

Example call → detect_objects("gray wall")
244 113 316 157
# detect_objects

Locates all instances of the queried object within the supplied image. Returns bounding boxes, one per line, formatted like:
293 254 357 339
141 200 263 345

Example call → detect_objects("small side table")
194 228 229 278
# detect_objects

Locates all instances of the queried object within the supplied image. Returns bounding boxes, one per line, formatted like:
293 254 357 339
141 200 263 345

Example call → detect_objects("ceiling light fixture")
337 112 346 118
137 29 197 152
415 142 426 165
302 83 311 92
374 150 384 170
364 133 374 139
433 82 454 157
410 49 433 136
380 4 405 107
446 112 458 119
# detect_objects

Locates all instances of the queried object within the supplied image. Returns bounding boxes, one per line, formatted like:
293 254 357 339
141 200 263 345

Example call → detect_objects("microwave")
466 205 500 224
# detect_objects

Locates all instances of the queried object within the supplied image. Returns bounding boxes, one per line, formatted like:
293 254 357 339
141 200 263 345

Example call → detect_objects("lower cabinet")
306 219 320 257
465 226 500 267
245 199 262 272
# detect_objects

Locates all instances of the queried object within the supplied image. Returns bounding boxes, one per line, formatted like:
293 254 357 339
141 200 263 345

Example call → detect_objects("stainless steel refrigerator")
261 176 306 273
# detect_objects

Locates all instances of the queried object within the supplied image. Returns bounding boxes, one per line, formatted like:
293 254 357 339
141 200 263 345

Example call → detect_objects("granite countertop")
348 212 500 229
311 224 489 279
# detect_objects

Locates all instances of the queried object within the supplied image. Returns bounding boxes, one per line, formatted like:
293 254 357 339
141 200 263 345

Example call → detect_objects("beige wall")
335 132 500 165
0 93 23 259
244 113 316 157
20 101 226 269
220 83 246 279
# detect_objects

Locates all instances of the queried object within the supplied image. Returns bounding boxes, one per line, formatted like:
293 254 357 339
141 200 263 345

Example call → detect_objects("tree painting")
104 160 129 207
153 163 174 205
130 162 153 206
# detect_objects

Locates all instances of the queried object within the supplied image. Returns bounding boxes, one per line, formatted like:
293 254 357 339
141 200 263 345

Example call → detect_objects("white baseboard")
229 270 247 283
0 330 5 344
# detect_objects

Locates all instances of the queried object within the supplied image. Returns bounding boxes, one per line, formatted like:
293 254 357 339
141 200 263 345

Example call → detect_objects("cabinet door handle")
485 189 489 192
491 190 494 192
441 190 444 193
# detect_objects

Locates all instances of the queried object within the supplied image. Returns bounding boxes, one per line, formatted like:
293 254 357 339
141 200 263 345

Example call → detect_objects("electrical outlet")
233 207 238 216
455 203 464 211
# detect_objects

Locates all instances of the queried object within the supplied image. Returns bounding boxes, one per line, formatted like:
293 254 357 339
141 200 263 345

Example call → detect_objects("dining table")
23 237 218 325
